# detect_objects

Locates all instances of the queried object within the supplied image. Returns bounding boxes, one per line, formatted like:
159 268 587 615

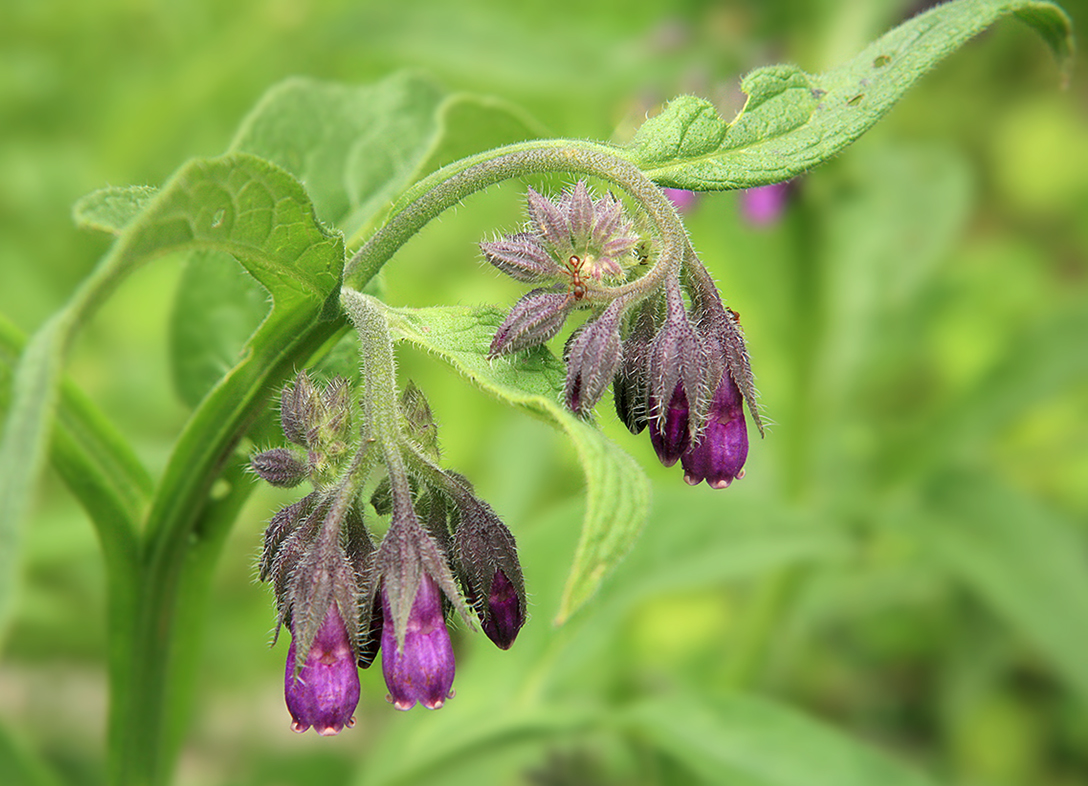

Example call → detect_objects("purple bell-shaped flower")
381 573 456 711
284 604 361 735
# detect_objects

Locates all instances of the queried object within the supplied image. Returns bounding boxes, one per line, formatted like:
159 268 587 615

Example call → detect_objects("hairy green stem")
345 141 691 295
339 288 414 502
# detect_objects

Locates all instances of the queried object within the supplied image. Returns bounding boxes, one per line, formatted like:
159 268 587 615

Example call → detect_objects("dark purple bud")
649 385 691 467
564 301 624 415
251 447 308 488
381 575 455 710
681 372 749 489
613 298 658 434
490 288 574 358
454 498 526 649
480 233 560 282
281 371 318 445
357 594 383 669
284 604 360 735
685 266 764 438
480 569 522 650
647 285 712 434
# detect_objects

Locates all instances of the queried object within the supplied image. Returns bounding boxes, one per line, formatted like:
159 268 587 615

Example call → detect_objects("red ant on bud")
565 255 587 300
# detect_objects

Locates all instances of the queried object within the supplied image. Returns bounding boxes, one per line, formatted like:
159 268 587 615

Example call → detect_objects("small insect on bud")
251 447 309 488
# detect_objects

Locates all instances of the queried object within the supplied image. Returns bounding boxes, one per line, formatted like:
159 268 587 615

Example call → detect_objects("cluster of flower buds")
483 182 763 487
251 373 526 734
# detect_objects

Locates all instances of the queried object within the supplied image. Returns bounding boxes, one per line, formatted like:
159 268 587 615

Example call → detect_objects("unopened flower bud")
564 301 624 415
613 298 658 434
400 382 440 459
284 604 360 735
489 288 574 357
280 371 318 446
454 498 526 650
320 378 353 441
481 233 561 282
251 447 308 488
259 493 317 582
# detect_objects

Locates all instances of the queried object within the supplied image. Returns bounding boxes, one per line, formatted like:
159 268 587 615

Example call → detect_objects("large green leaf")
380 302 650 623
619 0 1072 189
166 74 545 412
0 152 341 659
625 691 939 786
229 72 545 240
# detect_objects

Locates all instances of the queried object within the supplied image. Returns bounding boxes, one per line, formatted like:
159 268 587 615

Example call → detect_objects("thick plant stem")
107 317 343 786
344 142 691 295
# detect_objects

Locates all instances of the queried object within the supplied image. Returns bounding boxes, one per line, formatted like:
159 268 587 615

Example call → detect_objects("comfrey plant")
0 2 1071 783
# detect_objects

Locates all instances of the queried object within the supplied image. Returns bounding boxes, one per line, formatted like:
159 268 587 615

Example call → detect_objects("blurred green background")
2 1 1088 784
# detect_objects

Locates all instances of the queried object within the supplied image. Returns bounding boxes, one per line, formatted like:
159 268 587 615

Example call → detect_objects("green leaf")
918 470 1088 702
73 185 158 234
619 0 1072 189
230 73 544 240
0 152 341 649
381 303 650 623
164 75 543 413
625 691 939 786
169 250 270 409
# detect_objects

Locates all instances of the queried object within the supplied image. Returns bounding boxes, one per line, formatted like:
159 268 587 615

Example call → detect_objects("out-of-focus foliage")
2 1 1087 785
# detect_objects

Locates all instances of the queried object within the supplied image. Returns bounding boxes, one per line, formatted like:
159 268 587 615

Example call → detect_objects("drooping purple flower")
681 371 749 488
648 385 691 467
284 604 360 736
381 574 456 711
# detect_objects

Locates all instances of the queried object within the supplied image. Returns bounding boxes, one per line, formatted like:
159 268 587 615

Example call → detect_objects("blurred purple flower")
663 188 699 213
740 182 791 226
